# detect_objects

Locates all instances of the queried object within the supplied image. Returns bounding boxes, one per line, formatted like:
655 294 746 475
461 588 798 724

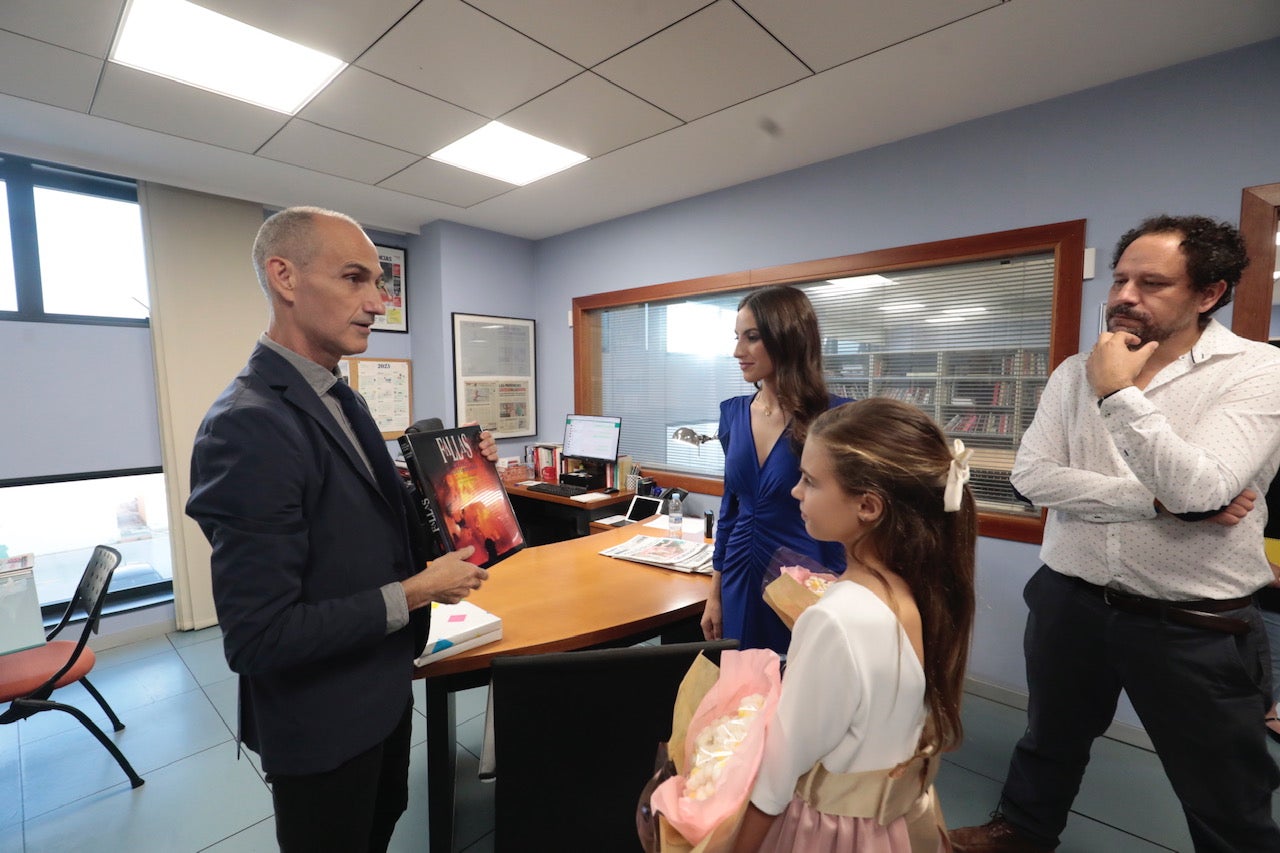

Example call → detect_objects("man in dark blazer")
187 206 491 852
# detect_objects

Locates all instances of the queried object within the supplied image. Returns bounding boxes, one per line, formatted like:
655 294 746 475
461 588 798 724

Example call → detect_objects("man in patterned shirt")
952 215 1280 853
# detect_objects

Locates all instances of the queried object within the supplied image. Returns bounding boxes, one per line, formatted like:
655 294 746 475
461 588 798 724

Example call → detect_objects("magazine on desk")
399 425 526 569
415 600 503 666
599 535 714 574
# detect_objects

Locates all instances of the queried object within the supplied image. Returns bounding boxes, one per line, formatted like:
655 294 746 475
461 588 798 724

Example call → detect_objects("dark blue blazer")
186 344 427 775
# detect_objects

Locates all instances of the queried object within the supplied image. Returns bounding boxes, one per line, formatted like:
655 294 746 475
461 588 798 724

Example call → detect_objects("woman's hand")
701 571 723 640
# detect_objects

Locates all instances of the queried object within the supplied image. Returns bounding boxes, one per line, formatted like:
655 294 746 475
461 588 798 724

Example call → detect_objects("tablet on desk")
597 494 665 526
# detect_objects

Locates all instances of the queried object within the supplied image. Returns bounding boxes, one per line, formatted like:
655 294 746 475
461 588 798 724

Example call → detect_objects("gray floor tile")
1059 813 1180 853
0 826 23 853
200 817 276 853
91 634 174 669
456 685 488 724
21 689 231 818
200 676 265 779
14 649 200 746
947 693 1025 782
452 746 496 852
0 722 21 831
22 741 272 853
936 760 1005 828
457 711 486 759
1073 735 1191 851
174 636 234 686
166 625 224 649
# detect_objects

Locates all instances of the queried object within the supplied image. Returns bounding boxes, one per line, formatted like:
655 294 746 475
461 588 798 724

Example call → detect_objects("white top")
750 581 926 815
1011 319 1280 600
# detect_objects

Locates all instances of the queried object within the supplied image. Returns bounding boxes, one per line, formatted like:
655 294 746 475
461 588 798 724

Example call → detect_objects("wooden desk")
505 483 634 544
415 524 711 852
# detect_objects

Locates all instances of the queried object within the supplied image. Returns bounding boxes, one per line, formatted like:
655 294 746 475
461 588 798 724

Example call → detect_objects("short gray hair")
251 206 362 294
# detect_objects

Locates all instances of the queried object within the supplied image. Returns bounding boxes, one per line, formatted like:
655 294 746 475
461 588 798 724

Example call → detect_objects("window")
1 153 148 324
0 469 172 614
0 181 14 312
573 221 1085 542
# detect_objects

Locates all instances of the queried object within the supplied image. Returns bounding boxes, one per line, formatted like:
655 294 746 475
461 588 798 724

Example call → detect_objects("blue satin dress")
712 393 848 654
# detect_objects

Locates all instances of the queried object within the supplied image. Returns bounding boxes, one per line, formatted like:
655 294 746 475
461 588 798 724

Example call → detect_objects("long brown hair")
807 398 977 751
737 286 828 441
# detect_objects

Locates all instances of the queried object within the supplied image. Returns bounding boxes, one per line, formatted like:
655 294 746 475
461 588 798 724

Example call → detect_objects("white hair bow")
944 439 973 512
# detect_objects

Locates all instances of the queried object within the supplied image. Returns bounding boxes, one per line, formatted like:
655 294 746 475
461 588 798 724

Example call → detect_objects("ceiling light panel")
430 122 588 186
111 0 346 114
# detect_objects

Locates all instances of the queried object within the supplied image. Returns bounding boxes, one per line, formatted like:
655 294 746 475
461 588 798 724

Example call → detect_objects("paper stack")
415 599 503 666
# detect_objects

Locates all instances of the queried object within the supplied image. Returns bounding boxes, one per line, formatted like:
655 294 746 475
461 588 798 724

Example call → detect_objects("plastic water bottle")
668 492 683 538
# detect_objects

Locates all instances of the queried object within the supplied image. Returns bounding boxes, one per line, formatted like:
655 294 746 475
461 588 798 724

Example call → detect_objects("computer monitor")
561 414 622 464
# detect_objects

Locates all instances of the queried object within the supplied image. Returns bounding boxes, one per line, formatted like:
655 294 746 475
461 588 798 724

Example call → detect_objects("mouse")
604 488 620 494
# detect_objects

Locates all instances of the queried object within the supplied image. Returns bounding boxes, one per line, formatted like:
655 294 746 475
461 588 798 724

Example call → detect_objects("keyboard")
524 482 590 497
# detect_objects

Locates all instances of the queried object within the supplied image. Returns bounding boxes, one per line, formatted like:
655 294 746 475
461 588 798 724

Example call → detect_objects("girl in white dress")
732 397 977 853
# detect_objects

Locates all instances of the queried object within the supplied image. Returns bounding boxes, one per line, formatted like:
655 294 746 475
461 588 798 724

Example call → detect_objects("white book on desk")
1 557 45 656
415 600 503 666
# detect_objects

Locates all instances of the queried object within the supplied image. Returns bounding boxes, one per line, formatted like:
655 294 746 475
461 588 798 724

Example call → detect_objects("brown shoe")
949 815 1055 853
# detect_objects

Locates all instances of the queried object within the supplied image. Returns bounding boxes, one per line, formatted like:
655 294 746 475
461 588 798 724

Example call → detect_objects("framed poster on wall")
339 357 413 438
373 245 407 333
452 313 536 439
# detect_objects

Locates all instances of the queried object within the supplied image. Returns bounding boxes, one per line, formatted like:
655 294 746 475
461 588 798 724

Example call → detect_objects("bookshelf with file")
824 346 1048 515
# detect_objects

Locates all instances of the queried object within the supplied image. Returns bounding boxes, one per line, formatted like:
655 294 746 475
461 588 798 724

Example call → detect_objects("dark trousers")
1001 566 1280 852
269 701 413 853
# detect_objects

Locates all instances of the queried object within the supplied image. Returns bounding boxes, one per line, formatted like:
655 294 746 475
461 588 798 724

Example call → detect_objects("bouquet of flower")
646 648 782 853
761 546 839 630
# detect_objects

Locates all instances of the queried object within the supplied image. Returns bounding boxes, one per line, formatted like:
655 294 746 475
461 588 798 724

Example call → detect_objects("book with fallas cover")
399 425 525 568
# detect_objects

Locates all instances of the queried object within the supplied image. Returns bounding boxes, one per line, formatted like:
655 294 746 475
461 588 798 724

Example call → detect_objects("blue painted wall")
2 37 1277 713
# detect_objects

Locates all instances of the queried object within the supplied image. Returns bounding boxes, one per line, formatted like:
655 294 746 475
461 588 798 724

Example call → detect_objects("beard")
1105 305 1185 346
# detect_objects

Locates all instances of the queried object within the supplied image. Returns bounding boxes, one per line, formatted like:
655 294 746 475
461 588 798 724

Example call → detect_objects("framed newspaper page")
452 313 536 439
373 245 407 332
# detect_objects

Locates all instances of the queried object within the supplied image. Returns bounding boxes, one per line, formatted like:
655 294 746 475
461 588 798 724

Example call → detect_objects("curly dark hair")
1110 215 1249 320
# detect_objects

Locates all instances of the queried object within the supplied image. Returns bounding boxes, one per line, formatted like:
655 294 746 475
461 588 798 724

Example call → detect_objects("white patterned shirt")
1011 319 1280 600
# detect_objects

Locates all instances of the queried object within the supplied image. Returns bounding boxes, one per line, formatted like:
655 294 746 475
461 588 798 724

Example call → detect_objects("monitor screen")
562 414 622 463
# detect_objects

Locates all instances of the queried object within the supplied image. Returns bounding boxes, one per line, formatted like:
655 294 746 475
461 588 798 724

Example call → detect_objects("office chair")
0 544 145 788
486 638 736 853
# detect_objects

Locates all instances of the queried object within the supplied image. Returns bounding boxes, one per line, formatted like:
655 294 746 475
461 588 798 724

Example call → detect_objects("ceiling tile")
257 120 420 185
0 0 125 58
0 31 103 113
197 0 419 62
357 0 582 118
468 0 706 67
594 0 810 122
299 66 487 156
378 157 512 208
501 72 681 157
91 63 287 153
739 0 1000 72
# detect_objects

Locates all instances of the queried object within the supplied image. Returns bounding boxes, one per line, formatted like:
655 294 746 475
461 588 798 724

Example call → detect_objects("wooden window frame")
572 219 1085 543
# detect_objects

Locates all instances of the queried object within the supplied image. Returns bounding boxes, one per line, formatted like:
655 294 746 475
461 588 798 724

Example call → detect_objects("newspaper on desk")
598 535 714 574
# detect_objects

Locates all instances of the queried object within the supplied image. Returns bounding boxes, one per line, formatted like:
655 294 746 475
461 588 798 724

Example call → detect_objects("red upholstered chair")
0 544 144 788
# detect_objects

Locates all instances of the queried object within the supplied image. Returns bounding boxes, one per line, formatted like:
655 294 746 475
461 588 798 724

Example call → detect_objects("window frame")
0 466 174 620
572 220 1086 543
1 152 149 328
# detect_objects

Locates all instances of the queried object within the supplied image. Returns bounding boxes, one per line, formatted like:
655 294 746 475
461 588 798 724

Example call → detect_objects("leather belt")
1070 577 1253 635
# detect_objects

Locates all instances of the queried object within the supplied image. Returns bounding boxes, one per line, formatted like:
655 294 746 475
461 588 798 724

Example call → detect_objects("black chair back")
489 639 736 853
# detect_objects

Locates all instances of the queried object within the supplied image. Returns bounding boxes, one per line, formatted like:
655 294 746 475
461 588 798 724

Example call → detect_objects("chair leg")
15 699 145 789
79 676 126 732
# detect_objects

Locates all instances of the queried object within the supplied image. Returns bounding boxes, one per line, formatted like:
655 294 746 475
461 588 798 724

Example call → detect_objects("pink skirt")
756 795 942 853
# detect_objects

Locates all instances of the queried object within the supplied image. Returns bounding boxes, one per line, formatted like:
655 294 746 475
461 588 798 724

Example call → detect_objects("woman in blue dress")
701 286 848 654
